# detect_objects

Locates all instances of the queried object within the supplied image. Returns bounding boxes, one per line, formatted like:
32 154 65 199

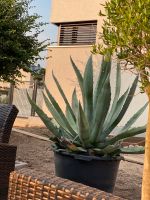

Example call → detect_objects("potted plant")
27 55 147 193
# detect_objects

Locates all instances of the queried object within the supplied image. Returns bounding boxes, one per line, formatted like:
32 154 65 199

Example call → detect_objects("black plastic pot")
54 150 122 193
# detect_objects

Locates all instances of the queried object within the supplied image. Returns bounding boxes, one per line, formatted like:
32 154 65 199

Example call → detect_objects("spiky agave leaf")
107 126 146 146
100 88 129 141
83 55 93 124
120 146 144 154
103 62 121 128
90 73 111 143
52 71 76 122
72 88 78 118
65 104 77 133
44 84 78 138
93 56 111 107
42 92 74 139
67 144 87 152
77 102 91 147
103 76 138 137
43 92 67 129
119 102 148 133
70 56 84 105
27 92 61 138
93 144 121 155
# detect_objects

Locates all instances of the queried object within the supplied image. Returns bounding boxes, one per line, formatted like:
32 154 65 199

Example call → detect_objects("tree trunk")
142 85 150 200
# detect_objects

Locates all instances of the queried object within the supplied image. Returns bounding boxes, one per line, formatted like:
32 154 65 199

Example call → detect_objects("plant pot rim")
53 149 123 161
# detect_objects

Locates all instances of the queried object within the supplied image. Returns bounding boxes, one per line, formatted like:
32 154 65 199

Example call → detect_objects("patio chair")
8 168 124 200
0 143 17 200
0 104 19 143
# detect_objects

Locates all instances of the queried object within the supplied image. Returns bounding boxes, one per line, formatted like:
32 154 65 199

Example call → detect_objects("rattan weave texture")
0 143 17 200
0 104 18 143
8 169 124 200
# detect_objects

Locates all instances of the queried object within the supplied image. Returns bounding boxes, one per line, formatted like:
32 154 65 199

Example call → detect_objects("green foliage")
31 68 45 80
93 0 150 90
0 0 49 84
28 56 147 156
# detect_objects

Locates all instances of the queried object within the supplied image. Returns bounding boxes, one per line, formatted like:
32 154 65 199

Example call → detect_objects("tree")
93 0 150 199
0 0 48 84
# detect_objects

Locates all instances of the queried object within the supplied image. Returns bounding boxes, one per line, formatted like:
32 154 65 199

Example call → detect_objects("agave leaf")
70 56 84 104
93 56 111 107
44 85 78 138
107 126 146 145
66 104 77 132
90 74 111 143
103 62 121 128
76 146 87 152
93 144 120 155
43 92 67 130
120 102 148 132
58 128 76 141
120 146 145 154
72 88 79 117
42 92 75 139
77 102 90 147
27 92 61 138
52 72 76 122
83 55 93 124
101 88 129 139
103 76 138 137
103 144 120 154
66 143 87 153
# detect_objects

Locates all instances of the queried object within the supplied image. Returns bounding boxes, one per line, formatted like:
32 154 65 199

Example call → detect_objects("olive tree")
93 0 150 199
0 0 48 83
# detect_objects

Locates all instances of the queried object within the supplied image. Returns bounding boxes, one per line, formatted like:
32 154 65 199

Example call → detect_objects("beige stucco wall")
51 0 104 24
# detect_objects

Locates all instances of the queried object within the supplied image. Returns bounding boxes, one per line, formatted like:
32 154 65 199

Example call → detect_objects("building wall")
51 0 103 23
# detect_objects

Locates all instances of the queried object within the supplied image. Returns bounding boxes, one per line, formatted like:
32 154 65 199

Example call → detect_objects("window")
59 21 97 46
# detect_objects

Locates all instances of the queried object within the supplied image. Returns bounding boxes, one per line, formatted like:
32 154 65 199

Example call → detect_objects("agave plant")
27 55 147 156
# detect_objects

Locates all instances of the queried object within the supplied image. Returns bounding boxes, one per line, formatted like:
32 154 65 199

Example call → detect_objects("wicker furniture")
8 169 124 200
0 104 18 143
0 143 17 200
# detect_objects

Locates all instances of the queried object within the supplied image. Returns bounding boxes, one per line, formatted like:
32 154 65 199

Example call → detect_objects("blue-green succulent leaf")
44 85 78 137
90 74 111 143
65 104 78 132
104 62 121 128
77 102 90 147
83 55 93 124
27 92 60 138
52 72 76 122
120 146 144 154
93 56 111 107
72 88 79 117
43 92 75 140
70 56 84 104
43 92 68 130
108 126 146 145
103 76 138 137
120 102 148 132
102 88 129 138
